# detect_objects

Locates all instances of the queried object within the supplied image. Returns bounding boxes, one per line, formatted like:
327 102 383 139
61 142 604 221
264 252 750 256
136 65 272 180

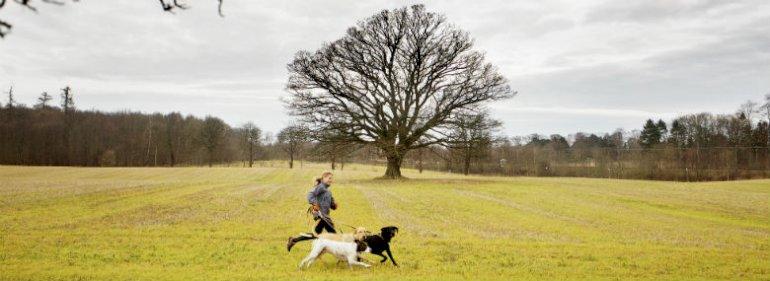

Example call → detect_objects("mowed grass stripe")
459 178 770 248
362 180 594 242
1 168 279 229
533 177 769 220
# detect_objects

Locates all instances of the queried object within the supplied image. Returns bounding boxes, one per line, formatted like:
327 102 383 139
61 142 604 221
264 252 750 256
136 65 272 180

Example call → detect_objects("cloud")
585 0 753 23
1 0 769 136
498 106 666 118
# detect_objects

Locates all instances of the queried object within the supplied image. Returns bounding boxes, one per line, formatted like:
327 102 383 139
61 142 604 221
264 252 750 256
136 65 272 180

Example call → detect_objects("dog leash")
307 206 343 233
306 206 358 233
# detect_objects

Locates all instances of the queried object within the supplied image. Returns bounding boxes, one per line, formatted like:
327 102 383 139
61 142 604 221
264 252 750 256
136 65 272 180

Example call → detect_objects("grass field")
0 164 768 280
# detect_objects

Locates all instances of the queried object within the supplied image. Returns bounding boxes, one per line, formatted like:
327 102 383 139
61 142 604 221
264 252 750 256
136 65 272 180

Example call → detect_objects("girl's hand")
331 202 338 210
312 204 320 212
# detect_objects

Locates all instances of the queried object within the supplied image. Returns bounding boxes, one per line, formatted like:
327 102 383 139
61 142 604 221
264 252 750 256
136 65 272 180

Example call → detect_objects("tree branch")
0 0 225 39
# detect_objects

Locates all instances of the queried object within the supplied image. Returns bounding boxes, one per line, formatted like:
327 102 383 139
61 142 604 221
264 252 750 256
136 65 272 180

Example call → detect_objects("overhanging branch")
0 0 225 39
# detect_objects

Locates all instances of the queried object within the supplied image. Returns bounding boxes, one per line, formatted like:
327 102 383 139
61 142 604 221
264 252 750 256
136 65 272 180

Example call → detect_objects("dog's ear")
381 226 398 238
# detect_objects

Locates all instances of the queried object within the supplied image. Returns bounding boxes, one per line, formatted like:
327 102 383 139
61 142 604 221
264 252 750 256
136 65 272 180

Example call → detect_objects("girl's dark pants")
314 218 336 234
288 218 336 246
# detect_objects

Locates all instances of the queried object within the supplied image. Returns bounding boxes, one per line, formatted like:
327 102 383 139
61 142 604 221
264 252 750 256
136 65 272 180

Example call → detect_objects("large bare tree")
286 5 514 178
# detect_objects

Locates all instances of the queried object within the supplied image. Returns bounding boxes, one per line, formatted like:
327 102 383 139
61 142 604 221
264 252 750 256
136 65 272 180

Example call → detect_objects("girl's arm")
307 186 321 205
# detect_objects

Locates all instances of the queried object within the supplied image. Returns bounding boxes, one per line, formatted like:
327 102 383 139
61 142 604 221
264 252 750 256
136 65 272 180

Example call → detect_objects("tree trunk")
463 150 471 175
248 143 254 168
289 153 294 169
331 155 336 170
169 141 176 167
384 155 403 179
418 148 423 173
154 146 158 167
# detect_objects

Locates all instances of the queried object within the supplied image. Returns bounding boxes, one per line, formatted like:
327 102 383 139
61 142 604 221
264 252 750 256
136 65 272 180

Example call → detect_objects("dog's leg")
357 255 372 264
347 256 371 268
299 244 325 269
298 255 314 269
373 252 387 263
301 253 322 269
385 247 398 266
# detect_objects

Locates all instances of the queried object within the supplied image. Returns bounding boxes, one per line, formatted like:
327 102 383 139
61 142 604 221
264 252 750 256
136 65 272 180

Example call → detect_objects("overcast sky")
1 0 769 136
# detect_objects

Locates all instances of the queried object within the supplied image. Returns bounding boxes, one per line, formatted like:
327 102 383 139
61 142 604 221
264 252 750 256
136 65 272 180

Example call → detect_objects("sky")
1 0 769 136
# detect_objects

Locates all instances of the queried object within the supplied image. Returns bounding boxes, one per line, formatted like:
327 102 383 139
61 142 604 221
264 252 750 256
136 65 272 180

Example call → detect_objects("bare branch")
0 19 11 38
1 0 224 39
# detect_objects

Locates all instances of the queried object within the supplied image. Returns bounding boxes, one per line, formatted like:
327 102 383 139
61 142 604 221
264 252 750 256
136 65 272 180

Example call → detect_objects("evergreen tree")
639 119 662 148
669 120 687 147
656 119 668 140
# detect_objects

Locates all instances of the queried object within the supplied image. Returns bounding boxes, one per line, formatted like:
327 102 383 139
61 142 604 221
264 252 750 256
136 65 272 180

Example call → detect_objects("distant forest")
1 87 769 181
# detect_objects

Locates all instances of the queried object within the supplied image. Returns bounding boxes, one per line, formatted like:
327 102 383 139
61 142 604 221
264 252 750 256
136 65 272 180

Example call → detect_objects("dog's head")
380 226 399 240
353 227 369 241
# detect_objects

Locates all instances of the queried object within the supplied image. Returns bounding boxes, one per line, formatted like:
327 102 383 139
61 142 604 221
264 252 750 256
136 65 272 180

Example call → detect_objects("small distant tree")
447 112 501 175
608 129 625 148
59 86 75 164
199 116 228 167
35 92 53 109
738 100 759 124
277 124 309 169
5 86 13 109
762 93 770 147
312 135 359 170
60 86 74 114
549 134 570 151
753 121 769 148
239 122 262 168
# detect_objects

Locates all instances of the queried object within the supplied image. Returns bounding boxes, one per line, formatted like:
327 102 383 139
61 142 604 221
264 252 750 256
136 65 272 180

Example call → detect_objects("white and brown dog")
291 228 372 269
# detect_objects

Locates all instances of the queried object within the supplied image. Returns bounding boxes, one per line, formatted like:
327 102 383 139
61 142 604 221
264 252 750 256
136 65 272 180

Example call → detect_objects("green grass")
0 164 768 280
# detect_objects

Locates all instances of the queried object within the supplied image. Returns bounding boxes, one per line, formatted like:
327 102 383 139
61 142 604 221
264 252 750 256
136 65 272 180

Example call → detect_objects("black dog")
362 226 399 266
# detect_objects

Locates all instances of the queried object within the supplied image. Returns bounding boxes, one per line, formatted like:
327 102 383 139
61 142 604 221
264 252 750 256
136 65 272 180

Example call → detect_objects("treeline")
401 99 770 181
0 87 285 167
2 86 769 181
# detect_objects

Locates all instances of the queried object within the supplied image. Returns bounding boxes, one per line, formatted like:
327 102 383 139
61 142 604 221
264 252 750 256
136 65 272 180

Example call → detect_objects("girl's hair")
315 171 333 185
